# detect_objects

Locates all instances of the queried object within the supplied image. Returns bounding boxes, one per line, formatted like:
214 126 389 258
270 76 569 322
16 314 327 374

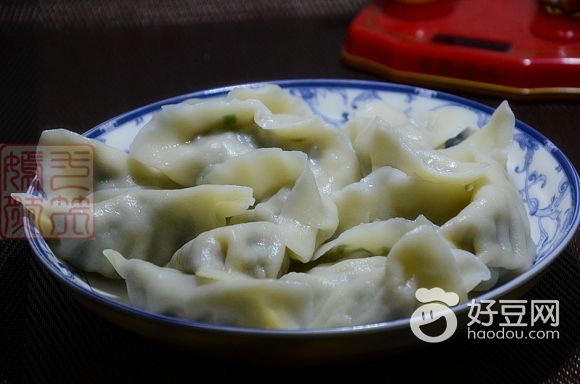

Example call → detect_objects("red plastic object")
342 0 580 98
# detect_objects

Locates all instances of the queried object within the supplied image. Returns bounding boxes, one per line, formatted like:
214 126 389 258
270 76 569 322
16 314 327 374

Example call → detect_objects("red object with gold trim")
342 0 580 97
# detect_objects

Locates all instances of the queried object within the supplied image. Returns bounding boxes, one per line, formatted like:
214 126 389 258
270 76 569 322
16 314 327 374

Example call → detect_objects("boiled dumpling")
443 142 535 275
313 215 433 261
128 97 263 186
413 105 479 149
198 148 305 201
105 250 312 329
230 164 338 262
353 117 486 182
38 129 178 201
442 101 515 165
231 86 360 193
226 84 312 116
168 222 290 280
314 220 491 296
344 100 475 149
381 225 490 302
282 256 393 328
129 85 360 193
332 166 473 233
441 182 535 275
15 185 254 277
250 106 360 193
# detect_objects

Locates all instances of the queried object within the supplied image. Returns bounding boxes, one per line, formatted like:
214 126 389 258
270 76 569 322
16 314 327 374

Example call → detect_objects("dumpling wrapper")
353 117 486 182
198 148 305 201
168 222 290 280
38 129 179 201
344 100 479 149
129 85 360 193
332 166 473 233
313 215 433 261
230 163 338 263
105 249 312 329
380 225 490 303
441 182 535 275
14 185 254 278
314 219 491 294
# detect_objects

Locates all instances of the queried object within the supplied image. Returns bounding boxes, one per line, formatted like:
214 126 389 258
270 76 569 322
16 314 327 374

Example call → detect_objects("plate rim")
26 78 580 337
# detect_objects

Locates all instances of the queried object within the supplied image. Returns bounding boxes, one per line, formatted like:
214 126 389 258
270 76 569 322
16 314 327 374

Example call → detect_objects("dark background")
1 1 579 382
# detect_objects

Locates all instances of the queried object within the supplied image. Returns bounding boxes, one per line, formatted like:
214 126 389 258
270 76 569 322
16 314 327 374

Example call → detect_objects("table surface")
1 1 579 382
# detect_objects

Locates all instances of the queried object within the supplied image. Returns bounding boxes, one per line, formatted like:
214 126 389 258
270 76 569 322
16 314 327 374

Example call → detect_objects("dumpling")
381 225 490 302
441 181 535 275
105 250 312 329
313 215 433 261
288 233 487 328
344 99 481 150
229 86 360 193
282 256 393 328
14 185 254 277
442 101 515 165
198 148 305 201
441 116 534 276
129 85 360 193
168 222 290 280
332 166 473 233
39 129 132 199
344 100 469 149
230 164 338 262
353 117 486 182
226 84 312 116
128 97 263 186
434 103 533 274
314 220 491 296
38 129 179 201
412 104 479 149
250 107 361 194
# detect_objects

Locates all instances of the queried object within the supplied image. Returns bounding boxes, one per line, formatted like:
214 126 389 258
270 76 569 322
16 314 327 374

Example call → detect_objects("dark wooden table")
1 1 578 382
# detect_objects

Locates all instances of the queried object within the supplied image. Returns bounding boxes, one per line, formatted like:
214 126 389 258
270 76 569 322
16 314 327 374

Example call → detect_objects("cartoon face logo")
410 287 459 343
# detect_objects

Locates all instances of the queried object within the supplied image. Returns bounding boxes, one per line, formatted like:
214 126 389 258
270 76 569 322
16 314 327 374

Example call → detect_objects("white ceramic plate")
24 80 580 356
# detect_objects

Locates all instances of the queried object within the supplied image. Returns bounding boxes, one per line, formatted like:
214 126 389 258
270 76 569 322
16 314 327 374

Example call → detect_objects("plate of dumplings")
19 79 579 358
